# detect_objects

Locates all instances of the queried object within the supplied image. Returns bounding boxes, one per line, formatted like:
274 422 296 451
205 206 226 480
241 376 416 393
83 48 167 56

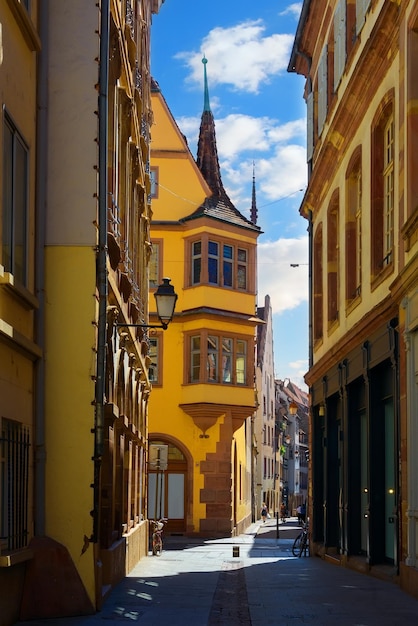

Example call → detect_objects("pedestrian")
261 502 268 523
300 502 306 524
280 502 286 523
297 504 302 525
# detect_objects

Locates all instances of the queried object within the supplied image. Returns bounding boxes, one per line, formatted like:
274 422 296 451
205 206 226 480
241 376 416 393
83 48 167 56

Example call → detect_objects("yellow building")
290 0 418 595
148 62 261 536
1 2 164 623
0 2 41 624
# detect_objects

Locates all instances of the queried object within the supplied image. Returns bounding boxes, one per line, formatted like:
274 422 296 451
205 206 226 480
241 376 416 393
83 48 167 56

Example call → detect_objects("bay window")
188 332 248 386
189 236 249 291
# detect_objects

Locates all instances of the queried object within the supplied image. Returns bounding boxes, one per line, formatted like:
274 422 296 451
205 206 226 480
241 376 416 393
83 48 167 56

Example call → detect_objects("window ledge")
327 318 339 336
402 206 418 252
0 547 34 567
371 262 394 292
346 294 361 316
0 268 39 310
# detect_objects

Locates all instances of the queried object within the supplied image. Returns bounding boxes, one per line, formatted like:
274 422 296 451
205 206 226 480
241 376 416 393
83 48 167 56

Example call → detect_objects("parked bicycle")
292 520 309 557
150 518 167 556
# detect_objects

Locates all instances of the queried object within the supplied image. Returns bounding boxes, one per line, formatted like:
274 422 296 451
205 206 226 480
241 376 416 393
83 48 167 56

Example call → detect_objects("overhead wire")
155 181 306 210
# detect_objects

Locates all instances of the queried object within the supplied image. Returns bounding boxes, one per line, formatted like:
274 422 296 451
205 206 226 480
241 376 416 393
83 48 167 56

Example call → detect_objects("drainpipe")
92 0 109 545
308 210 313 370
34 0 49 537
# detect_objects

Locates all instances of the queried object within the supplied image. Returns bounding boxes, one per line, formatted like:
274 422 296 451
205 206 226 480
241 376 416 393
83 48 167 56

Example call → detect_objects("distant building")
254 295 277 517
275 379 309 515
147 59 261 536
289 0 418 595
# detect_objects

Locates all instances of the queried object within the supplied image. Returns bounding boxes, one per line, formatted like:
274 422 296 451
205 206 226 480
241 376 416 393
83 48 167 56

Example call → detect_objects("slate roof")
183 58 261 234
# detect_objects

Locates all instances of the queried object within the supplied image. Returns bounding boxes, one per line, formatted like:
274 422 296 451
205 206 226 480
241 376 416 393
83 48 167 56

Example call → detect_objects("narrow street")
16 518 418 626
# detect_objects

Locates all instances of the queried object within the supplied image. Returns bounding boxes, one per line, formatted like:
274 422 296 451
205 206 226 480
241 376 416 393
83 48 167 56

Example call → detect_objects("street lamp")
289 400 298 415
116 278 178 331
152 278 178 329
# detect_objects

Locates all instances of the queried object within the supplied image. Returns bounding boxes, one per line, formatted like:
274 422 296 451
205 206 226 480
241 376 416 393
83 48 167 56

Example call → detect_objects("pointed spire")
251 161 258 225
190 57 260 234
202 56 210 112
196 56 228 200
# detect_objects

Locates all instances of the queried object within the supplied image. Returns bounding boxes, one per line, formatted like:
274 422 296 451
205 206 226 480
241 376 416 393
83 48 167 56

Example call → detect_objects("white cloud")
280 3 302 18
257 237 309 314
176 112 307 207
259 144 307 200
286 364 309 391
175 21 294 93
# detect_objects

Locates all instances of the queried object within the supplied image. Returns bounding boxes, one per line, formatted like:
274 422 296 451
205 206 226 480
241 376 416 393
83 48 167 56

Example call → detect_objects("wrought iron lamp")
116 278 178 331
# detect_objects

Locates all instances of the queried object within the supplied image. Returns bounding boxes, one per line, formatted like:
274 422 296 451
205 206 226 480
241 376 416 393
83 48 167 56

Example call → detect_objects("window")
1 419 30 552
371 95 394 280
2 112 29 286
191 336 201 383
188 332 249 386
236 339 246 384
318 46 328 136
327 192 339 326
307 91 314 162
383 117 394 265
189 236 248 290
346 149 362 302
356 0 371 35
148 336 160 384
150 167 159 198
237 249 248 290
208 241 219 284
313 224 324 343
149 240 162 289
192 241 202 284
334 0 346 90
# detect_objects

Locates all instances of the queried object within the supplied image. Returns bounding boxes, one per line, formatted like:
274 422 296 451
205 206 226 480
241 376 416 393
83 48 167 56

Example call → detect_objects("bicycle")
292 520 309 557
150 518 167 556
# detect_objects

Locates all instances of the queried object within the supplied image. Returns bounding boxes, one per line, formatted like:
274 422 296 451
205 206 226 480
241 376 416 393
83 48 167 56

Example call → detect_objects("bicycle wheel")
302 532 309 556
299 532 308 557
152 533 162 556
292 532 304 557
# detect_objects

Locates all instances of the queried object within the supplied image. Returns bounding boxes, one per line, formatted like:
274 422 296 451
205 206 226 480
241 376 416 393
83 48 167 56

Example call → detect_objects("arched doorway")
148 438 188 534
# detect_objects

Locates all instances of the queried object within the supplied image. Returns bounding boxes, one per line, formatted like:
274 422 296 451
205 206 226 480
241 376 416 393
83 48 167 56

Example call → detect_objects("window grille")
1 419 30 552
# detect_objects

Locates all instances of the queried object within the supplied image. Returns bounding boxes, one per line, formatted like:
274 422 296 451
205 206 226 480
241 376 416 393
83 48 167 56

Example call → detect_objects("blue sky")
151 1 309 390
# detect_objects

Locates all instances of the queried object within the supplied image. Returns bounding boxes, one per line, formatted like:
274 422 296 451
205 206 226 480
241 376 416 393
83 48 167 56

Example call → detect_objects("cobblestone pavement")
15 519 418 625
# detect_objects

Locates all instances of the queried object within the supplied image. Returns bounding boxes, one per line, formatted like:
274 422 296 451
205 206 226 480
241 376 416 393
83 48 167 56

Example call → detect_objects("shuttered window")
318 46 328 136
334 0 346 90
306 91 314 162
356 0 371 35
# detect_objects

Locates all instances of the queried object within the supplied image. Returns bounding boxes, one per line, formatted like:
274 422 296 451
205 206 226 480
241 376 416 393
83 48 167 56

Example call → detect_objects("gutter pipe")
34 0 49 537
92 0 109 544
